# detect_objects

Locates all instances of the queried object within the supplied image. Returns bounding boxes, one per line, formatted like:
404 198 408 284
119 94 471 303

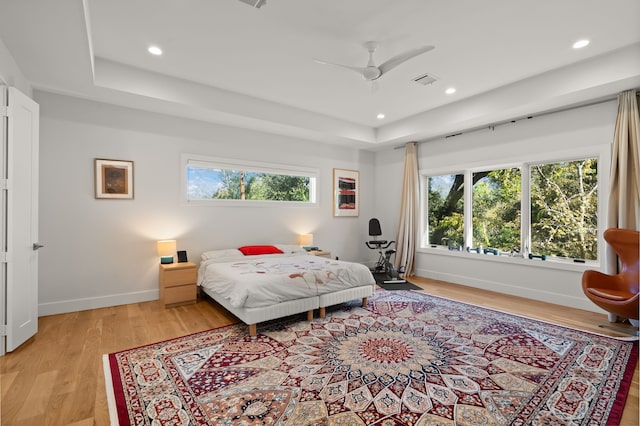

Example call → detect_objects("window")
422 156 599 262
472 168 521 253
530 158 598 260
184 155 317 204
426 174 464 248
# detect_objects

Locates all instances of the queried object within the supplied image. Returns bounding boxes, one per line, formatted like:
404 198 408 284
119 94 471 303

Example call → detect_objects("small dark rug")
373 273 422 290
377 281 422 290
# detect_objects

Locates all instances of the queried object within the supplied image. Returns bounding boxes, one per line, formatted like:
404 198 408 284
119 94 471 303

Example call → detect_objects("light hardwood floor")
1 277 638 425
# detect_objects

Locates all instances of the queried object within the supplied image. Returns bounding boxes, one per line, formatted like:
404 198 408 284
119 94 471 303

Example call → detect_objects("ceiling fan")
315 41 435 82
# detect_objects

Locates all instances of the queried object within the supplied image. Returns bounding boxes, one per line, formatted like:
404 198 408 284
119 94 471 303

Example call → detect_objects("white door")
2 86 39 352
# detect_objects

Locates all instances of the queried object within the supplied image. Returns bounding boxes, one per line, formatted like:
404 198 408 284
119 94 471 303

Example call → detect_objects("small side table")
159 261 197 308
309 250 331 259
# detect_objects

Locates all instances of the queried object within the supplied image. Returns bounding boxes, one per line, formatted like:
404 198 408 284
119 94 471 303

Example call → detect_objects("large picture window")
184 155 317 205
422 156 599 262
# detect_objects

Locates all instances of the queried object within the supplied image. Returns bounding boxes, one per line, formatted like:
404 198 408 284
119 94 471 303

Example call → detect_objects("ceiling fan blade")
378 45 435 76
314 59 369 78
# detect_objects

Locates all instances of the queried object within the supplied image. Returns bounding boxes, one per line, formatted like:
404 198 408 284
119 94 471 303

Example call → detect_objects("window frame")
181 153 319 207
419 145 610 269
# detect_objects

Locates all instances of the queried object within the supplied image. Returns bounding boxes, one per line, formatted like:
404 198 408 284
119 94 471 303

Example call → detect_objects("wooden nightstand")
309 250 331 259
159 261 197 308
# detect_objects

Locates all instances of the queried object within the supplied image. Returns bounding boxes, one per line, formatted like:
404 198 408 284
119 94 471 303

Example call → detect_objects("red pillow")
238 245 284 256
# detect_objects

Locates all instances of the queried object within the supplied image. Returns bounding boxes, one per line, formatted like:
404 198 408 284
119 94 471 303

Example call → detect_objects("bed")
197 244 376 335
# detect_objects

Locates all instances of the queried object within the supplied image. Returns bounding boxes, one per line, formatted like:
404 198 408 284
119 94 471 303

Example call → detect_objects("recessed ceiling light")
445 87 456 95
148 45 163 56
377 113 385 119
572 39 590 49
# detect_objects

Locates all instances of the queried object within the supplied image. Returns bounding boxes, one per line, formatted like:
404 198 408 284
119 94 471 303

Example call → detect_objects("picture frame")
333 168 359 217
95 158 134 199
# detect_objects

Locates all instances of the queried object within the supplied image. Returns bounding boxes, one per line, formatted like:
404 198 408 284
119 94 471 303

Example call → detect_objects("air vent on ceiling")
238 0 267 8
412 73 438 86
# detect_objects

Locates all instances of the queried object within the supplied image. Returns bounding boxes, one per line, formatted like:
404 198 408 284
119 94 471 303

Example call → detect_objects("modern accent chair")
582 228 639 331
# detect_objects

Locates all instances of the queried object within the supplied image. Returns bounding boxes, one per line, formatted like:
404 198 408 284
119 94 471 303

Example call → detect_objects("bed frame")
201 284 373 336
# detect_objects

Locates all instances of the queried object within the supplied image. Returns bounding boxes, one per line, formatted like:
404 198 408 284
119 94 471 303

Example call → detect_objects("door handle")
33 243 44 251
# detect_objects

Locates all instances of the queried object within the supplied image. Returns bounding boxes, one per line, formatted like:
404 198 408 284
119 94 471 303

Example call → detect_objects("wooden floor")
1 277 638 425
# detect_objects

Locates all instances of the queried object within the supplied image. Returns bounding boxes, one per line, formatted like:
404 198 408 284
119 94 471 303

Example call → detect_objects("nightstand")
159 261 197 308
309 250 331 259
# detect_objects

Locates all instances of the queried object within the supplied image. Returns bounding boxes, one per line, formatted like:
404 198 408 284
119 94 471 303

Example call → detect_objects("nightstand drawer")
164 284 197 306
162 268 197 287
159 262 197 308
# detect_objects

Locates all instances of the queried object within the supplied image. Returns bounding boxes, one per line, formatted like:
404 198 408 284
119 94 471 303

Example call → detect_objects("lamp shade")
157 240 177 264
299 234 314 247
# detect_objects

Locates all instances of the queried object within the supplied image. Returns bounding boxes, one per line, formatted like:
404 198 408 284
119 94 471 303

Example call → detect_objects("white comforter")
198 254 375 309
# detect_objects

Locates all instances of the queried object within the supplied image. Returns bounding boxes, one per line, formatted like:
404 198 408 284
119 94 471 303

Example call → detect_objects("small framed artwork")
333 168 359 217
95 158 134 199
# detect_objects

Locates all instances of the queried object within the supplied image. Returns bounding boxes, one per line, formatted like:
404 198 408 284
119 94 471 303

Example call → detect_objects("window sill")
417 246 600 273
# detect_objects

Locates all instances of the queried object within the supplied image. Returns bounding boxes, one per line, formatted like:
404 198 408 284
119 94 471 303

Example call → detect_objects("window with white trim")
183 155 317 205
422 156 599 262
425 173 464 247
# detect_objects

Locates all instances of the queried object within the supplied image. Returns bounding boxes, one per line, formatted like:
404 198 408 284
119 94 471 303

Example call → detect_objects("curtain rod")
393 93 632 150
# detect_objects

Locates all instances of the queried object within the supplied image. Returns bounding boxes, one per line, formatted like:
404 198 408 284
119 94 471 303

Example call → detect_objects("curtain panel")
606 89 640 274
395 142 419 276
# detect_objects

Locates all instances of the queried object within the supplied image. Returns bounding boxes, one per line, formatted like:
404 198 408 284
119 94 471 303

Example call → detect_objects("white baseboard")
38 290 159 317
414 267 600 313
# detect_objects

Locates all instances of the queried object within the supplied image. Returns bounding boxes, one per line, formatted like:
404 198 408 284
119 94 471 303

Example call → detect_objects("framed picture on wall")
333 168 359 217
95 158 134 199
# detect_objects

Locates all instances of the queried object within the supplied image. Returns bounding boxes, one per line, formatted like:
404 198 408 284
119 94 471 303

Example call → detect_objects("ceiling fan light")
363 67 382 81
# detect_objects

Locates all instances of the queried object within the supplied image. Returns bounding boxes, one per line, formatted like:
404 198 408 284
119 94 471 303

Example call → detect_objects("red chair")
582 228 639 333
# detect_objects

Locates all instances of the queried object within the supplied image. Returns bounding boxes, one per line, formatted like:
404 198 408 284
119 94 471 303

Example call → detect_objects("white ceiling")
1 0 639 150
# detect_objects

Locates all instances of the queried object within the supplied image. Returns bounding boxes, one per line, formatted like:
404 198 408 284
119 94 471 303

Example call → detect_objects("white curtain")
395 142 419 276
606 89 640 273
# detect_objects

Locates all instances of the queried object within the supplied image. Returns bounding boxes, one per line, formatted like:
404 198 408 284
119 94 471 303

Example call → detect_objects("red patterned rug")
104 290 637 425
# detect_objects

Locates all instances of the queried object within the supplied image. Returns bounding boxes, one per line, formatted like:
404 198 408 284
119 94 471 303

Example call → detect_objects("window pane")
187 166 225 199
427 174 464 247
530 159 598 260
248 173 310 201
472 168 521 252
187 165 312 202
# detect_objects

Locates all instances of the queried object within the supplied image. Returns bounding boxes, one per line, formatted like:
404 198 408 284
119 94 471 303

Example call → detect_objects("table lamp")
157 239 177 264
299 234 314 251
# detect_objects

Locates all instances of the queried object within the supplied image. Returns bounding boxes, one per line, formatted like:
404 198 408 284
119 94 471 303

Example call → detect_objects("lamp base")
160 256 174 264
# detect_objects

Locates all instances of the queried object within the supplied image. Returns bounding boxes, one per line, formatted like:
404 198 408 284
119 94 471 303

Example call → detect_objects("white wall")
0 37 31 95
36 91 376 315
375 100 618 313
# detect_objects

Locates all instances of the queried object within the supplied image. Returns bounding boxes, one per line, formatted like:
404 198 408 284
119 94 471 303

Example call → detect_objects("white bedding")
198 253 375 309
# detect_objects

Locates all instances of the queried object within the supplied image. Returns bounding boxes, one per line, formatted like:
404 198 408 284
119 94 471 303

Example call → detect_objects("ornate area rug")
104 290 637 425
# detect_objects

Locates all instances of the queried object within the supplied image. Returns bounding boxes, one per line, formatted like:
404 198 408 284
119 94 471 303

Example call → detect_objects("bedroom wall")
374 100 618 313
36 91 376 315
0 37 32 95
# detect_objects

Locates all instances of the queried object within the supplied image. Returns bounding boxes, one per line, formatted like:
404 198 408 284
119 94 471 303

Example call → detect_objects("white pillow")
200 249 243 261
275 244 308 255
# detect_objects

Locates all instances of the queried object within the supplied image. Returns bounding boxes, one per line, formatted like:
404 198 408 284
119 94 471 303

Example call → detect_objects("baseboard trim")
414 267 599 313
38 290 159 317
